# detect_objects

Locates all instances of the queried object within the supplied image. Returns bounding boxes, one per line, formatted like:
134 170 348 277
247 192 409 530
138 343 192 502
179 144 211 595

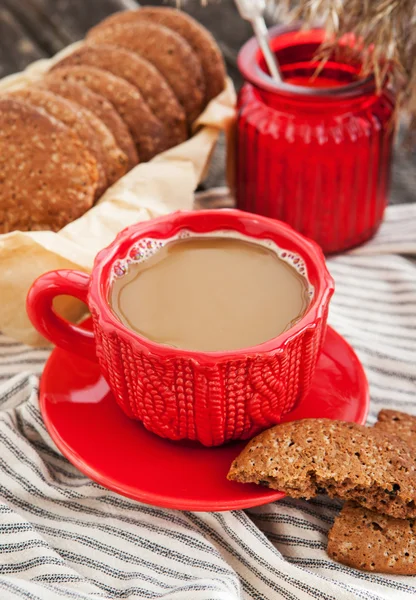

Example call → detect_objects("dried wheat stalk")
268 0 416 121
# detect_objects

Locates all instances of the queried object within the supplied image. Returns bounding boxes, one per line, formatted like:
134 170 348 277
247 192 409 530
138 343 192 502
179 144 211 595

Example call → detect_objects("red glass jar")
235 26 395 254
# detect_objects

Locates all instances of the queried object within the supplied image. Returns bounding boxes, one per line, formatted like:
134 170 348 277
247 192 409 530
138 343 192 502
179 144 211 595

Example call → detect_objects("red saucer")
40 321 369 511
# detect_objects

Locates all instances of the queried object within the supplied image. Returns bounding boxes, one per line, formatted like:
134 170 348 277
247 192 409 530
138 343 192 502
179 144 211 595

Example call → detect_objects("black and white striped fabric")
0 197 415 600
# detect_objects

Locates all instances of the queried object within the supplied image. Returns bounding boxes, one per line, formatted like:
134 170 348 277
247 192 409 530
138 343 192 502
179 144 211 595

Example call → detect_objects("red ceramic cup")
27 210 334 446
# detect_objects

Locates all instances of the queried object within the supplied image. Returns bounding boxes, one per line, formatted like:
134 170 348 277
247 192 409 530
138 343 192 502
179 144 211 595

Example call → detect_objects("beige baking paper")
0 44 237 346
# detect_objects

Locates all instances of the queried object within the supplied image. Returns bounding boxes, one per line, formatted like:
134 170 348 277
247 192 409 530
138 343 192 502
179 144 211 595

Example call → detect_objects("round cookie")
88 8 226 105
327 411 416 575
51 44 187 148
375 409 416 441
0 98 98 233
50 65 167 162
87 21 205 124
327 503 416 575
7 87 108 198
26 84 129 187
228 418 416 519
41 75 138 169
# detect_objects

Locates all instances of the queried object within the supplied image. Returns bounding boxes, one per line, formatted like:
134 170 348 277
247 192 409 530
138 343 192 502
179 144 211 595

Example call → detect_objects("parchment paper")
0 44 237 346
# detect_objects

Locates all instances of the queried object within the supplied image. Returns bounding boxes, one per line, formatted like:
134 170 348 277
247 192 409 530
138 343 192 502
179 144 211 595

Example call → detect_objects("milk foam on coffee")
110 231 312 352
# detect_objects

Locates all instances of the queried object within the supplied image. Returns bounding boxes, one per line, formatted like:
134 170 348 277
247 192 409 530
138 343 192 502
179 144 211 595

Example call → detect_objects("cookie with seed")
88 8 226 105
87 21 205 124
327 503 416 574
50 65 166 162
375 410 416 442
327 410 416 574
7 87 109 198
24 84 129 187
51 44 187 148
0 98 97 233
227 419 416 519
41 75 138 169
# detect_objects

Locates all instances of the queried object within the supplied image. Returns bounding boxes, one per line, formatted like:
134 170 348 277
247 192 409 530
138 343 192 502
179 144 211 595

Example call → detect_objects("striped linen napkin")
0 196 415 600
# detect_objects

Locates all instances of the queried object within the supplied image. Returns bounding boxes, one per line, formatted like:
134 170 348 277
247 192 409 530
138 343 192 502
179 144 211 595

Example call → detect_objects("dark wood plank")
1 0 138 58
0 0 139 76
2 0 70 55
0 4 46 77
390 133 416 205
28 0 138 43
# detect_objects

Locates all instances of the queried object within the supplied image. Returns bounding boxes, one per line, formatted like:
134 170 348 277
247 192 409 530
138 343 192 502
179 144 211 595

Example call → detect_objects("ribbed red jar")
235 26 395 254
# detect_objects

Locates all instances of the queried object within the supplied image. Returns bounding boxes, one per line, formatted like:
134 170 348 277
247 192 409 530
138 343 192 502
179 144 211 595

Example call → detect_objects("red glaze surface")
27 270 96 361
236 26 395 255
40 320 369 511
28 209 334 446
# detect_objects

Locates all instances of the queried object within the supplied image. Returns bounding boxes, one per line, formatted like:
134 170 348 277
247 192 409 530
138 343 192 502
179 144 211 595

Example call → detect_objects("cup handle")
27 270 97 362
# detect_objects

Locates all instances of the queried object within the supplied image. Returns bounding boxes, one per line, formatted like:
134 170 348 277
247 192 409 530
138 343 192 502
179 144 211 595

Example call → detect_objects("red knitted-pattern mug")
27 210 334 446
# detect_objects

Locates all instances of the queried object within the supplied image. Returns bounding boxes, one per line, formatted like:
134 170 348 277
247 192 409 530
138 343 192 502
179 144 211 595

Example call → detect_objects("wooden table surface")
0 0 414 204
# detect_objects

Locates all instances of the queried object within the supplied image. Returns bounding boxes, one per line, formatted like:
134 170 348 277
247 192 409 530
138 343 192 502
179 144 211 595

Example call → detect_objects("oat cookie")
51 43 187 148
0 98 97 233
49 65 166 162
88 8 226 105
7 87 109 197
41 75 138 169
327 503 416 574
87 21 205 124
328 410 416 574
375 410 416 443
227 418 416 519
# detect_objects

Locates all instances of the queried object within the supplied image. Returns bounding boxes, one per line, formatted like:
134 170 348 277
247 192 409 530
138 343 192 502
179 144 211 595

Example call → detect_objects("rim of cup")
89 209 335 363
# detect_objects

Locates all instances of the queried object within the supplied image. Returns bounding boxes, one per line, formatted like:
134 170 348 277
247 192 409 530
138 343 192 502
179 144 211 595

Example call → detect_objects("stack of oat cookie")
228 410 416 575
0 7 226 234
